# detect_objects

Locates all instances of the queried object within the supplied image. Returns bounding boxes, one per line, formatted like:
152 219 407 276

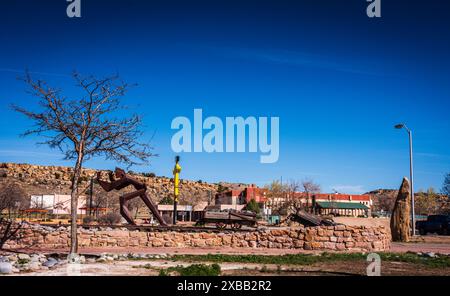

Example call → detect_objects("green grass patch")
379 253 450 268
168 252 450 268
160 264 221 276
17 258 31 265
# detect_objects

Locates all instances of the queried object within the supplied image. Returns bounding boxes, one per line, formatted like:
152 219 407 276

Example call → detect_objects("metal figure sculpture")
96 168 167 226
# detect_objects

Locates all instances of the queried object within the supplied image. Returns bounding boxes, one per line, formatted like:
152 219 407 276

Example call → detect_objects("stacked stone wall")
4 224 391 252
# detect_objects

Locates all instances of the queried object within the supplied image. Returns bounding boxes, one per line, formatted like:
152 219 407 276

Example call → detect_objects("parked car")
416 215 450 235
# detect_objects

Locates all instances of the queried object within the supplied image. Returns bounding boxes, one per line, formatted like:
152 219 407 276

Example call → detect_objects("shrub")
98 212 122 224
177 264 221 276
82 216 95 224
244 199 260 214
159 195 174 205
142 172 156 178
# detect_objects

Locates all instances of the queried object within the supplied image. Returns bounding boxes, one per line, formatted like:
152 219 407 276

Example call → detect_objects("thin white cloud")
330 185 365 194
416 152 450 159
0 68 70 77
0 150 61 158
204 45 384 76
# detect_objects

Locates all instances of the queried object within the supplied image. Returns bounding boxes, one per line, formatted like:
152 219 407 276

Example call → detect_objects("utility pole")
89 177 94 216
173 156 181 225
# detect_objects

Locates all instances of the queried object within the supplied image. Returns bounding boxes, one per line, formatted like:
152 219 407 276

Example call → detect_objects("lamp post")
395 123 415 236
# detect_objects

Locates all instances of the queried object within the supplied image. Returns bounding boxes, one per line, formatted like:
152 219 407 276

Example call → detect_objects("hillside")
0 163 218 208
367 188 450 215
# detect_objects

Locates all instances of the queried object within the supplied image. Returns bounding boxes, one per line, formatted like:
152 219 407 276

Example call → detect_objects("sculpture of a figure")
96 168 167 226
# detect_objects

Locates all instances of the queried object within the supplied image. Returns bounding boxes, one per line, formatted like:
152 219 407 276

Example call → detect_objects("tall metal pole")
89 177 94 217
395 123 415 236
408 129 415 236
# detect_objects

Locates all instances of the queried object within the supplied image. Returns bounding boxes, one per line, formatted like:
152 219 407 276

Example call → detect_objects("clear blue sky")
0 0 449 193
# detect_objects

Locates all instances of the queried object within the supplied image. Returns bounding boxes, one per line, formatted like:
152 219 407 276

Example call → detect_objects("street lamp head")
394 123 404 129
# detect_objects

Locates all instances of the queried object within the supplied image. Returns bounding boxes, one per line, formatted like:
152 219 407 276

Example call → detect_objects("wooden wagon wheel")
231 222 242 229
216 222 227 229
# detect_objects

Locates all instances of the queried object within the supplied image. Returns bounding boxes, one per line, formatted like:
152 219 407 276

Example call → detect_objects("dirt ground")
12 257 449 276
4 234 450 276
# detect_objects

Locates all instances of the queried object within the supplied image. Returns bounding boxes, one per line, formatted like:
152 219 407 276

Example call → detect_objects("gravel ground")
12 258 450 276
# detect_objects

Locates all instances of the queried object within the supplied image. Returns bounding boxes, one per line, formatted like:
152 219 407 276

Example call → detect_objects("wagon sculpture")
197 209 258 229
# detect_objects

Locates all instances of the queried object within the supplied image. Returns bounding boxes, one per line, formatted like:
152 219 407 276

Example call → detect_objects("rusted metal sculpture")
97 168 167 226
285 210 336 227
196 209 258 229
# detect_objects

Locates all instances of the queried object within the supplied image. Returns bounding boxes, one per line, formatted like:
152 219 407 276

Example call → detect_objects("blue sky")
0 0 449 193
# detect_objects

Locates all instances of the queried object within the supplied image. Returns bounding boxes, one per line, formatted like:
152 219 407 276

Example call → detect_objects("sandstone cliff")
0 163 217 207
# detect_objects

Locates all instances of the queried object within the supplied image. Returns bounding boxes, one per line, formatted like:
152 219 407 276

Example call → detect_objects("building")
156 202 209 222
213 185 267 208
212 185 271 217
29 194 87 215
312 193 371 217
265 192 372 217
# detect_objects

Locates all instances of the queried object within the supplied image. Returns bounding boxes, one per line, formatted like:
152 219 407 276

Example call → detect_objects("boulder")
390 177 411 242
17 254 31 260
42 258 58 268
0 262 13 274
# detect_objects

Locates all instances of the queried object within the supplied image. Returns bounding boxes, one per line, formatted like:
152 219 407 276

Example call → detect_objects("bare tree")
264 180 288 215
0 181 28 217
0 218 24 250
12 72 154 255
371 190 396 213
414 188 449 215
442 173 450 197
283 180 302 214
302 179 321 213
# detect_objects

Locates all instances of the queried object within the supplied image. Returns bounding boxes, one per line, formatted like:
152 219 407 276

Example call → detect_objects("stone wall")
4 224 391 252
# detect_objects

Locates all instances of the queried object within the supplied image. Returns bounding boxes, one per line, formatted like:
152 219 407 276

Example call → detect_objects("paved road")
390 242 450 254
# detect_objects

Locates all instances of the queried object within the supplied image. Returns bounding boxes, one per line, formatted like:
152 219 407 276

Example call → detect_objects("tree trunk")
69 155 83 255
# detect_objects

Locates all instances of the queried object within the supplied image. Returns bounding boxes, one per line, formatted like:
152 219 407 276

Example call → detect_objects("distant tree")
442 173 450 197
82 181 110 217
0 182 28 217
415 188 444 215
128 198 145 219
217 184 229 193
159 195 174 205
302 179 321 212
278 180 302 215
372 191 397 213
142 172 156 178
264 180 287 212
12 72 154 256
245 199 260 214
0 218 24 250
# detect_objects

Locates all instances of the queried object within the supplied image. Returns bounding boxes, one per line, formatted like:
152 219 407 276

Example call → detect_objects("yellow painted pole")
173 156 181 225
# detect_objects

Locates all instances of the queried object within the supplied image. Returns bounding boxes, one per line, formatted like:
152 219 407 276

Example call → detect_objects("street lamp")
395 123 415 236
